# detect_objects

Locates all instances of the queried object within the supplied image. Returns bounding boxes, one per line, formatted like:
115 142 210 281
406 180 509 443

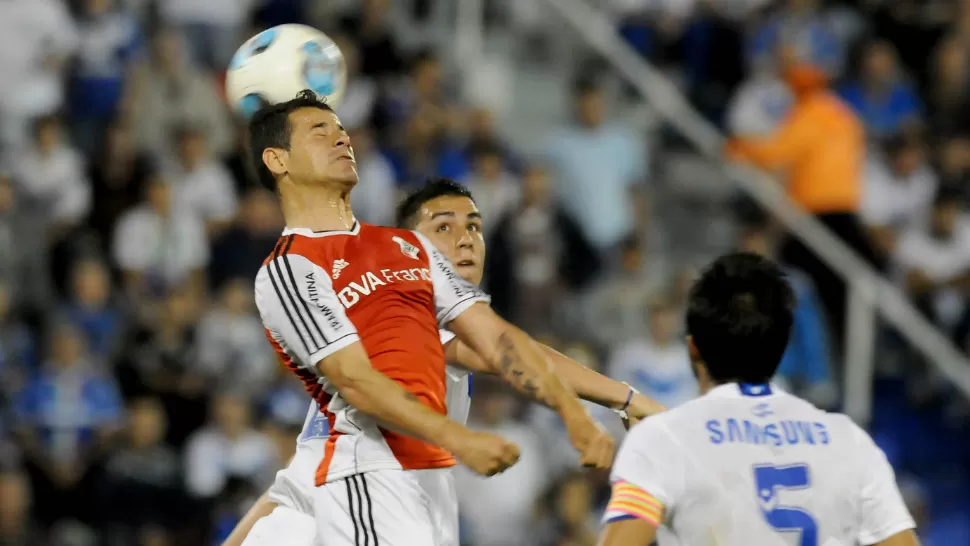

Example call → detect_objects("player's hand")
564 412 616 470
449 430 521 477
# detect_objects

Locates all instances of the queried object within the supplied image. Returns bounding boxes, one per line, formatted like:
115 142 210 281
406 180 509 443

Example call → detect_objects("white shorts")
313 468 459 546
241 505 317 546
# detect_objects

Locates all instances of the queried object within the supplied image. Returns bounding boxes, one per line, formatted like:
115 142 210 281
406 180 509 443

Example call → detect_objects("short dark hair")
395 178 474 228
686 252 794 385
247 90 334 191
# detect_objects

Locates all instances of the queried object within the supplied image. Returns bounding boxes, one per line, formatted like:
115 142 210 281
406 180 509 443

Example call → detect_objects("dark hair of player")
685 252 795 385
395 178 475 229
247 90 334 192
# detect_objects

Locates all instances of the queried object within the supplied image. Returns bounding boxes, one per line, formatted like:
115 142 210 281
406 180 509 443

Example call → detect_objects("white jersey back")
607 383 915 546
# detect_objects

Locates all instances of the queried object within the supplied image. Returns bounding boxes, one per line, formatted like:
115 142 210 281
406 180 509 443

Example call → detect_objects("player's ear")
262 147 288 178
686 335 700 361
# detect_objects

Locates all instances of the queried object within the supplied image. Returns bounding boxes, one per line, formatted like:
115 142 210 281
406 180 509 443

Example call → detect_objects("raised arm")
413 231 615 468
446 339 664 424
254 252 518 477
448 304 615 468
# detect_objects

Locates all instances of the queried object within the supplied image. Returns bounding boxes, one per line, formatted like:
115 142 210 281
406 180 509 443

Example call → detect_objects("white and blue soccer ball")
226 24 346 119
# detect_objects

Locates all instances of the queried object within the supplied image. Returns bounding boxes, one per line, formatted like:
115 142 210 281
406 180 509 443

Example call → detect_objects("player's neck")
280 183 356 232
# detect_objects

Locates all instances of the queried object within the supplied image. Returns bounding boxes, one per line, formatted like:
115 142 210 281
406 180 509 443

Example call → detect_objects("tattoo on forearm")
495 332 546 401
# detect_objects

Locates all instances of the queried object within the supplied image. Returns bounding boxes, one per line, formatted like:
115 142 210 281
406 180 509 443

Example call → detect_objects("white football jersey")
605 383 915 546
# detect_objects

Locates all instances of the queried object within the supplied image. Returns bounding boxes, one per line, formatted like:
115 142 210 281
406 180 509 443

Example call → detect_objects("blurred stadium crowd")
0 0 969 544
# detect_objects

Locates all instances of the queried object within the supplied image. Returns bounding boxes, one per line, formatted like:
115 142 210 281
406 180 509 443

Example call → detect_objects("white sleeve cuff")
307 333 361 370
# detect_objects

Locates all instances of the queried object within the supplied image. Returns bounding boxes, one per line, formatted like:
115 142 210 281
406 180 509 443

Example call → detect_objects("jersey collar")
283 221 360 238
705 382 780 400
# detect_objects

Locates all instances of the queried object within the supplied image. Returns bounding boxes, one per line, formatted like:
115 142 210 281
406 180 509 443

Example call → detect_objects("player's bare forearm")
448 304 587 420
597 518 657 546
223 492 277 546
317 342 465 450
537 344 664 416
447 339 664 418
873 530 921 546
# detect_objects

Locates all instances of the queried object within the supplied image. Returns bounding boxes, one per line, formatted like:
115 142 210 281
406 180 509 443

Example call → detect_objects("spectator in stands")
100 397 181 544
543 77 648 260
937 134 970 191
0 174 53 312
165 124 238 234
86 120 154 248
69 0 143 156
12 115 92 234
124 286 205 447
157 0 251 71
208 189 283 291
112 176 209 300
332 36 377 132
383 104 458 188
63 258 124 362
585 234 668 347
462 139 520 237
838 39 922 138
464 106 518 172
263 367 315 431
727 50 874 352
862 134 937 263
0 282 36 399
726 42 793 138
486 165 599 332
0 0 78 149
747 0 845 77
895 188 970 335
195 279 276 397
606 295 697 410
0 469 41 545
926 36 970 137
347 126 397 226
12 320 122 527
183 391 277 501
739 224 836 408
455 380 549 546
131 28 232 157
339 0 405 79
534 471 599 546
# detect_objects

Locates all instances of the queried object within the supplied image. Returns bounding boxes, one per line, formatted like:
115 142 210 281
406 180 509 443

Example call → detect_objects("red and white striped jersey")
254 221 488 485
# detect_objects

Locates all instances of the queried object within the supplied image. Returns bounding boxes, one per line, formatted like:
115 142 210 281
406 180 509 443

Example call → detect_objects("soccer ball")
226 24 346 119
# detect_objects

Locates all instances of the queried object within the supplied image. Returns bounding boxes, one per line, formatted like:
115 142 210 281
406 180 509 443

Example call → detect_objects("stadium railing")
457 0 970 425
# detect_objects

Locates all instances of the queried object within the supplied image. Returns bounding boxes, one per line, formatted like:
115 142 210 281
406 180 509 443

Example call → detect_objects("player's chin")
454 262 482 283
329 165 358 186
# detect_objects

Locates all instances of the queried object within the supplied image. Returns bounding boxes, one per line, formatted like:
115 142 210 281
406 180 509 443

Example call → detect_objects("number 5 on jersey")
753 463 818 546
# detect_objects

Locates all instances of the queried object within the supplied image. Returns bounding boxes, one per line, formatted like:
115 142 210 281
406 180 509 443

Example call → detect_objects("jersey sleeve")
850 422 916 544
413 232 491 326
603 417 684 527
254 253 360 370
439 329 456 345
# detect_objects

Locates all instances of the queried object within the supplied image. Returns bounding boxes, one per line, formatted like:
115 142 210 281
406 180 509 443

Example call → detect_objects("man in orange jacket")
726 53 878 355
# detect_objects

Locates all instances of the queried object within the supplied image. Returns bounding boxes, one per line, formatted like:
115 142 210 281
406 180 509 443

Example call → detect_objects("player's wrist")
611 383 640 419
431 418 470 453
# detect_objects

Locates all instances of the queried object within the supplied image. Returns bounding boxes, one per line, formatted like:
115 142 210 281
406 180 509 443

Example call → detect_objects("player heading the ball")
250 91 615 545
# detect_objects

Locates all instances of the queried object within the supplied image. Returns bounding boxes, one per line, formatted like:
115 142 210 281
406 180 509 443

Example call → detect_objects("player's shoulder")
255 235 336 296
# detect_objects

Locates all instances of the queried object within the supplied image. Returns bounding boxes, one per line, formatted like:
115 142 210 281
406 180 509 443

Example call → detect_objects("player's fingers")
502 443 521 465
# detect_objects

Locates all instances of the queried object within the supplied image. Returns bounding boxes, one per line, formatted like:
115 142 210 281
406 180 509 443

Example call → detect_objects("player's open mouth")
456 259 476 267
